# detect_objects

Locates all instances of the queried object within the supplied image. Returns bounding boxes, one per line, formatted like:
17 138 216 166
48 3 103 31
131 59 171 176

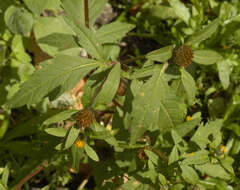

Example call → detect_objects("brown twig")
15 161 48 190
84 0 89 28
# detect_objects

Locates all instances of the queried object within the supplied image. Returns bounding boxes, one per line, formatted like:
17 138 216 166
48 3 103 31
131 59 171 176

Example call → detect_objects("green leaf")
71 145 84 172
43 110 79 125
131 65 155 80
171 130 183 145
7 55 99 108
168 0 190 24
84 143 99 162
180 164 199 184
168 145 179 165
65 126 80 149
130 64 185 144
220 156 234 174
94 63 120 107
182 150 209 165
144 150 158 165
37 33 78 51
1 164 10 186
82 67 107 108
89 0 108 27
187 18 220 45
4 5 33 37
195 163 231 180
193 50 223 65
34 16 74 56
96 21 135 44
61 0 107 28
60 0 84 27
146 45 174 62
217 60 231 89
191 119 223 148
23 0 50 15
63 15 104 59
180 67 196 105
44 128 67 137
175 117 201 137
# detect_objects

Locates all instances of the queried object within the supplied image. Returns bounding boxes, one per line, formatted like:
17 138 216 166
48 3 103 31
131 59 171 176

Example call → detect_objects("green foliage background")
1 0 240 189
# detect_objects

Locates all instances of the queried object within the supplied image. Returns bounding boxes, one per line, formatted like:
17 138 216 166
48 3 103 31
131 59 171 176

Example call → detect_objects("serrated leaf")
195 163 231 180
191 119 223 149
144 150 158 165
180 164 199 184
181 67 196 105
4 5 33 37
168 0 190 24
84 143 99 162
182 150 209 165
65 126 80 149
146 45 174 62
168 145 179 165
94 63 120 107
130 64 185 144
193 50 223 65
44 128 67 137
187 18 220 45
217 60 231 89
96 21 135 44
7 55 99 108
63 15 104 59
43 110 78 125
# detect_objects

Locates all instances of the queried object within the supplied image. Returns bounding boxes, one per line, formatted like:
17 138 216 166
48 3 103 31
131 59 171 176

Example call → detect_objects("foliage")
1 0 240 189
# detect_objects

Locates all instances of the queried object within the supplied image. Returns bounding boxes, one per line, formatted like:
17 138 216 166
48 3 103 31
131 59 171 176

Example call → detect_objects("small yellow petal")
186 116 192 122
75 139 85 148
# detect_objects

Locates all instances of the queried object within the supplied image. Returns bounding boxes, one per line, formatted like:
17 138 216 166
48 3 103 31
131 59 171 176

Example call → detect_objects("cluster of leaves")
1 0 240 189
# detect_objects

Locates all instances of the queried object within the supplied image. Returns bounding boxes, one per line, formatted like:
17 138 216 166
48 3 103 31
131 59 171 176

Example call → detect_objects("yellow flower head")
75 139 85 148
186 116 192 122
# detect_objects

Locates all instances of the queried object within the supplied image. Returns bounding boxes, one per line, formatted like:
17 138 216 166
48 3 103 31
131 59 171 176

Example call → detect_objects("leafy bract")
96 21 135 44
180 67 196 105
7 55 99 108
130 64 185 144
146 45 174 62
45 128 67 137
84 143 99 162
43 110 79 125
193 50 223 65
65 126 80 149
187 18 220 45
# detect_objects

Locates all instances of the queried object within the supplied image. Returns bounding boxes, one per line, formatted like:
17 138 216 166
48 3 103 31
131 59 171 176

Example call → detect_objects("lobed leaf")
130 64 185 144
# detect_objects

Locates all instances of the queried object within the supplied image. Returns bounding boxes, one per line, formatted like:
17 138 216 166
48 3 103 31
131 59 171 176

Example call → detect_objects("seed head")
75 109 94 129
172 45 193 67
